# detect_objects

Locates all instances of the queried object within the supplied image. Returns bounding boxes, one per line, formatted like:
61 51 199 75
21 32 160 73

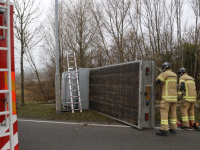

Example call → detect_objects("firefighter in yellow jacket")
156 62 177 136
178 68 196 129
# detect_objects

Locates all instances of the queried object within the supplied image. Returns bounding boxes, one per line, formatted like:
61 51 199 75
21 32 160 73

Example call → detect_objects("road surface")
18 119 200 150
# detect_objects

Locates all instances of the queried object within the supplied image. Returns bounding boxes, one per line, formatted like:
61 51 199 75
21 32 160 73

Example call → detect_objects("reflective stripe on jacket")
156 69 177 102
178 73 196 102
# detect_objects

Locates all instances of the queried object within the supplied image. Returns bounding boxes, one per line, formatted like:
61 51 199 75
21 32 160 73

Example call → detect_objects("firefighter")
178 68 197 129
156 62 177 136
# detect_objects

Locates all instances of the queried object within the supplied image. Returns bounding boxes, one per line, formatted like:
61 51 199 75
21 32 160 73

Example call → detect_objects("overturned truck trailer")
89 60 156 129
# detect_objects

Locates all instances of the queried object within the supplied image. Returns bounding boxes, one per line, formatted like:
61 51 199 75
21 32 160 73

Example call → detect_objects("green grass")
17 103 116 123
18 102 200 125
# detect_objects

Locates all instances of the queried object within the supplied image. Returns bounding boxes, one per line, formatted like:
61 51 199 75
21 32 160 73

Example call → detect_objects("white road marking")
18 119 131 128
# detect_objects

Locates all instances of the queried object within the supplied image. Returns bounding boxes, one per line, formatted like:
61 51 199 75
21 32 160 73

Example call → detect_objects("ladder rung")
69 66 78 71
68 72 78 74
0 68 9 72
0 111 10 115
0 90 9 94
65 102 81 104
0 132 10 138
70 97 79 99
0 26 8 30
73 102 81 104
68 61 75 62
71 96 79 97
65 101 80 103
0 5 7 9
64 102 80 104
0 47 8 51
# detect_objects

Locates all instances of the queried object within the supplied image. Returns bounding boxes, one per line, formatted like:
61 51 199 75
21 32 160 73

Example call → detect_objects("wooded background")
13 0 200 104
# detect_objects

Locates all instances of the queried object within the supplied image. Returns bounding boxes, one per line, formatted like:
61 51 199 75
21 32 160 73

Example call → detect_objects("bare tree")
90 1 112 65
128 0 149 60
162 0 176 65
13 0 42 106
175 0 184 67
89 0 133 64
142 0 165 65
24 49 46 101
62 0 96 68
102 0 132 63
189 0 200 78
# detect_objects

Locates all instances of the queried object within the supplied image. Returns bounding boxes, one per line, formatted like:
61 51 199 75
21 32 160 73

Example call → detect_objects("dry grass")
17 103 116 123
17 102 200 125
16 81 55 103
16 83 34 102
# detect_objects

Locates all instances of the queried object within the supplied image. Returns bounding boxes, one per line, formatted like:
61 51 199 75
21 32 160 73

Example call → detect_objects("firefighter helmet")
178 68 187 74
162 62 171 70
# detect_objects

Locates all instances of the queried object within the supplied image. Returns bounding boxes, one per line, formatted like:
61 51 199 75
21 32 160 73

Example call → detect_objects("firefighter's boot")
180 126 190 129
156 130 168 136
169 129 176 134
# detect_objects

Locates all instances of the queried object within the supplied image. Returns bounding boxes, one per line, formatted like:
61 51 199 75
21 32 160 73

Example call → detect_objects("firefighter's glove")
178 97 180 101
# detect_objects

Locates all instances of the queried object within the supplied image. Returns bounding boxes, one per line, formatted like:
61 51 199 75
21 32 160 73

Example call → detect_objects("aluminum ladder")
66 50 82 113
0 1 14 150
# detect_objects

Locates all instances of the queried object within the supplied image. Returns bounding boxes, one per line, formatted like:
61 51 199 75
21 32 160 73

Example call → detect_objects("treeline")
15 0 200 102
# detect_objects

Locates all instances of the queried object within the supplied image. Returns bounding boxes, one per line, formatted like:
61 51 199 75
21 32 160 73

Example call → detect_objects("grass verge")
17 103 116 124
18 102 200 125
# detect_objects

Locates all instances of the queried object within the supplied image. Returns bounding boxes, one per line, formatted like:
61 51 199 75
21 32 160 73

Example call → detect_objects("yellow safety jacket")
156 69 177 102
178 73 196 102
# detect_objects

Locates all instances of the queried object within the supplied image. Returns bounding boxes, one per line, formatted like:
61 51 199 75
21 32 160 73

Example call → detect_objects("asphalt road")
18 119 200 150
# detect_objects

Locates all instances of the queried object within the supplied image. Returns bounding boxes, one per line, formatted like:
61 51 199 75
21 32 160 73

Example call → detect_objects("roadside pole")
55 0 61 114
